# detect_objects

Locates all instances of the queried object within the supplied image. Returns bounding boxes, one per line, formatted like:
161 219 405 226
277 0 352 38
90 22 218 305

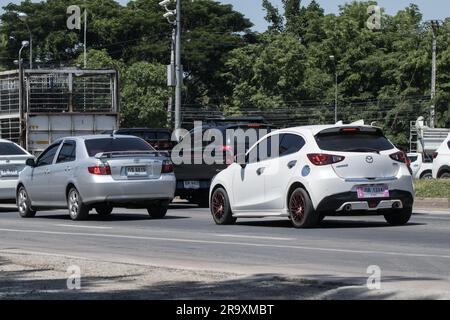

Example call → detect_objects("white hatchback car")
432 133 450 179
209 124 414 228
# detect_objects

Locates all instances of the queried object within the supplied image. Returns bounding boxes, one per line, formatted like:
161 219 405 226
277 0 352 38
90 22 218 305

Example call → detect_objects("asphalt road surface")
1 202 450 299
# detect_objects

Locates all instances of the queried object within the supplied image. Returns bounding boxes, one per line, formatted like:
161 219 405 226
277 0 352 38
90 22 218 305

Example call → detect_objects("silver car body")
17 135 176 208
0 139 33 201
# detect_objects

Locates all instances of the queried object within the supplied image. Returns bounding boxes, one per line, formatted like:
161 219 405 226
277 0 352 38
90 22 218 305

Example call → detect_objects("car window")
448 141 450 149
315 130 394 152
408 155 418 163
36 142 61 166
84 137 154 157
56 141 76 163
279 134 305 157
0 142 27 155
157 132 170 140
247 134 280 163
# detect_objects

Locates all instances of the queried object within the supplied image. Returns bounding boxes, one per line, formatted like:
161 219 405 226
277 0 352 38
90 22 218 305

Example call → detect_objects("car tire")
95 205 113 216
288 188 319 228
210 187 236 225
147 200 169 219
420 171 433 179
439 172 450 179
384 207 412 226
17 186 36 218
68 187 90 221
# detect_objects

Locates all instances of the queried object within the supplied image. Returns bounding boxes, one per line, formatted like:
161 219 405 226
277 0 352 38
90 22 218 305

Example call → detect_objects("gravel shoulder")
1 251 449 300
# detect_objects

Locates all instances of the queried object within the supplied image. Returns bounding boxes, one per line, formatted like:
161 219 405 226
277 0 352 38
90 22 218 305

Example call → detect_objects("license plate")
0 167 18 177
184 180 200 189
126 166 147 177
357 185 389 199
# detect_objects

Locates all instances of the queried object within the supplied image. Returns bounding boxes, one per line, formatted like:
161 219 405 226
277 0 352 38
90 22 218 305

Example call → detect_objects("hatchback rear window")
315 129 394 152
85 138 153 157
0 142 27 155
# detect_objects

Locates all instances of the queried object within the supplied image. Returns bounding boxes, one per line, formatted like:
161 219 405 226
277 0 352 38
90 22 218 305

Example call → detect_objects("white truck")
0 68 119 155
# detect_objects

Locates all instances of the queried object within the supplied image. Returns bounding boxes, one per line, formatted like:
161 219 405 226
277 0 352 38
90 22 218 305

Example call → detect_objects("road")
1 202 450 299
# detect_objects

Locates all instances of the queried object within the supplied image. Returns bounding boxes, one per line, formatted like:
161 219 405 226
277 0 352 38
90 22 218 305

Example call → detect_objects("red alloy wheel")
212 192 225 219
290 191 305 222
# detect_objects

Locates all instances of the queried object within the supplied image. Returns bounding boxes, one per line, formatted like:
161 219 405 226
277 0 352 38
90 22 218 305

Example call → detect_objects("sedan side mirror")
25 158 36 167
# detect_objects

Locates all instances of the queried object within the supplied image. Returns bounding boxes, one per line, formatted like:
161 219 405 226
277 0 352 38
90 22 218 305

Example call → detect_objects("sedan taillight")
307 153 345 166
88 165 111 175
161 160 173 173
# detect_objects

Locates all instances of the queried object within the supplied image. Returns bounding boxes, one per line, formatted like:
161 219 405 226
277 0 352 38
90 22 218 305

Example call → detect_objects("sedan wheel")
17 187 36 218
289 188 318 228
68 188 89 221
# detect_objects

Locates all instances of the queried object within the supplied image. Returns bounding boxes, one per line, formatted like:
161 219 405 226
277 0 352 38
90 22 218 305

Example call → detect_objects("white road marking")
55 224 112 230
215 234 295 241
1 227 450 260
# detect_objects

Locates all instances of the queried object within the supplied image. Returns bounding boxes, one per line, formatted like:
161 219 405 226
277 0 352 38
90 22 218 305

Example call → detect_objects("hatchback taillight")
307 153 345 166
433 152 439 159
390 151 408 165
161 160 173 173
88 165 111 175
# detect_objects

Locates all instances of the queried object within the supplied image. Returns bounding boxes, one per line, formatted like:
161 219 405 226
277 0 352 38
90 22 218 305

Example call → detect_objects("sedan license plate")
357 185 389 199
184 180 200 189
0 167 18 177
126 166 147 177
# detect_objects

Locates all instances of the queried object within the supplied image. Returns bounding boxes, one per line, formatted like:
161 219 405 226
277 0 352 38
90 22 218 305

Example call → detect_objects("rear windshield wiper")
342 148 380 154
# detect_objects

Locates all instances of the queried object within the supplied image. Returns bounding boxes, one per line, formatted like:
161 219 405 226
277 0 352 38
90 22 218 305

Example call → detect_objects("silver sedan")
16 135 176 220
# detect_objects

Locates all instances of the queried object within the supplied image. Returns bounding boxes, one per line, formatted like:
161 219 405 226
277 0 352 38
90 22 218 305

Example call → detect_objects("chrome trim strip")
344 176 397 182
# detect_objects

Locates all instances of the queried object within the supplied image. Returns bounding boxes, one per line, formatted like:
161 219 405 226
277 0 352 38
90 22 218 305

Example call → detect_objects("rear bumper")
80 174 176 205
0 179 18 200
316 190 414 215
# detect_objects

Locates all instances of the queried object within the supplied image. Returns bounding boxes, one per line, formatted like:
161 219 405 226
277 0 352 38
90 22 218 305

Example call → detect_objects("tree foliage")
0 0 448 146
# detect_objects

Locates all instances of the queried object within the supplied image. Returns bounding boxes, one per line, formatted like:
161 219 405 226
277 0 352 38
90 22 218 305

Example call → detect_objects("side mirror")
25 158 36 167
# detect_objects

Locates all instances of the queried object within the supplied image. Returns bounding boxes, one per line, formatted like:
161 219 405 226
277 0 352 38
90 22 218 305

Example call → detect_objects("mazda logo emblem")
366 156 374 163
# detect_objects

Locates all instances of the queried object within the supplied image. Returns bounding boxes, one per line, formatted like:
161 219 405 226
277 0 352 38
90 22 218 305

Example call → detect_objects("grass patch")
414 179 450 199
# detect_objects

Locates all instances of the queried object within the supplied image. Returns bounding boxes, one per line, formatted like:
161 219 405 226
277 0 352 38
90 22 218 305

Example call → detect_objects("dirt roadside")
1 251 449 300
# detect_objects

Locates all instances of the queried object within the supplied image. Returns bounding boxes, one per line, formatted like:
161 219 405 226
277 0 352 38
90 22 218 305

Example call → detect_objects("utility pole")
174 0 182 130
160 0 182 131
167 28 176 127
330 55 338 123
430 20 441 128
84 0 87 68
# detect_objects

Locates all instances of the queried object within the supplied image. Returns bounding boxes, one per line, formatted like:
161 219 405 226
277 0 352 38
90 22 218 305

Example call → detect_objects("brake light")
219 145 233 152
340 127 360 133
246 124 261 128
307 153 345 166
433 152 439 159
88 164 111 175
161 160 173 173
390 151 409 166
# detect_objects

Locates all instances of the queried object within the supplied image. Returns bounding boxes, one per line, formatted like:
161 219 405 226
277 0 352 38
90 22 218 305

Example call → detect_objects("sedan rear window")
0 142 27 155
85 138 154 157
315 130 394 152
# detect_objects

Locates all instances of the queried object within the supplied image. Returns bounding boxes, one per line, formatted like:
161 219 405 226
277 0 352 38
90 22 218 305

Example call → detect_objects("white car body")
432 134 450 179
407 152 433 179
210 124 414 225
0 139 33 201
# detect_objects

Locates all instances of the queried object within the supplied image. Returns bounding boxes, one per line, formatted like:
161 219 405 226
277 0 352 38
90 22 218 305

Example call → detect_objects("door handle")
287 160 297 169
66 166 72 172
45 169 50 175
256 167 265 175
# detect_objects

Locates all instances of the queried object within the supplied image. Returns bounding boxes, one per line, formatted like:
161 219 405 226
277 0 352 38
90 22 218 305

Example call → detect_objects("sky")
0 0 448 32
